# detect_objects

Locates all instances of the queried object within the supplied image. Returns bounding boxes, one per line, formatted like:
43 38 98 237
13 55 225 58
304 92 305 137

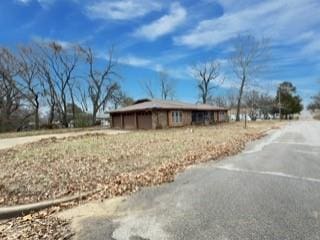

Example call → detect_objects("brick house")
109 99 228 130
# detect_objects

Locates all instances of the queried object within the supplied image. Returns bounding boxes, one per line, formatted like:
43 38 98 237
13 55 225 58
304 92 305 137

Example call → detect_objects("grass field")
314 113 320 120
0 126 103 139
0 121 282 207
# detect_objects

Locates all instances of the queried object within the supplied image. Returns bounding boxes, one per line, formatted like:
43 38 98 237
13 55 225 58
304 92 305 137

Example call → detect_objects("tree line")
307 80 320 112
1 35 305 132
188 35 302 120
0 42 133 132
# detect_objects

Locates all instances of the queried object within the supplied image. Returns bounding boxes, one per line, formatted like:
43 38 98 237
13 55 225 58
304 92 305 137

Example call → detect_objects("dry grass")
0 127 102 139
0 121 281 207
314 113 320 120
312 110 320 120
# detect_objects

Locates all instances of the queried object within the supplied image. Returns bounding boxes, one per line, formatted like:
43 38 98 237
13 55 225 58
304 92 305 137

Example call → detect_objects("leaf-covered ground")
0 121 280 207
0 207 73 240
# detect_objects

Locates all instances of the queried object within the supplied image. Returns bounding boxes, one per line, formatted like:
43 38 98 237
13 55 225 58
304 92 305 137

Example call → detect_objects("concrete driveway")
60 120 320 240
0 129 127 150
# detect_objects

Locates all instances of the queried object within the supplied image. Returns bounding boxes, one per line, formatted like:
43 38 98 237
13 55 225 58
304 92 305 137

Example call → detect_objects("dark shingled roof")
109 99 228 113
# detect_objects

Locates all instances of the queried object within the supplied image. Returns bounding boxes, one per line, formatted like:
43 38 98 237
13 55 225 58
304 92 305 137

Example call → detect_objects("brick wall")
168 110 192 127
152 110 169 129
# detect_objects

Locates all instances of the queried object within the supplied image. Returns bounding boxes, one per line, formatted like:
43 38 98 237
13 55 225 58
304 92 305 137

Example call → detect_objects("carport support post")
111 115 113 128
134 112 137 128
121 114 124 129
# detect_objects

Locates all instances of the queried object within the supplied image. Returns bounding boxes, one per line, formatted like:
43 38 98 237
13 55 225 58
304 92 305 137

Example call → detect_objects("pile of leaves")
91 131 265 200
0 122 277 207
0 207 73 240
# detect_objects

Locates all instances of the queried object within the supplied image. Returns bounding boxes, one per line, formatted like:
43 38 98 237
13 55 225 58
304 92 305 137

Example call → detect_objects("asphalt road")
69 120 320 240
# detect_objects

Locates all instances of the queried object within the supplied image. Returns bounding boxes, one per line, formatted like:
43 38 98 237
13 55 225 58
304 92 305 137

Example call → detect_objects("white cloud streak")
16 0 55 7
175 0 320 49
118 55 152 68
118 55 164 72
32 36 73 49
86 0 162 20
134 2 187 40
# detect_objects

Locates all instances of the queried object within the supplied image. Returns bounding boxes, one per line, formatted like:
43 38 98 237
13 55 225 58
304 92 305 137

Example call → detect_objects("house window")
172 111 182 123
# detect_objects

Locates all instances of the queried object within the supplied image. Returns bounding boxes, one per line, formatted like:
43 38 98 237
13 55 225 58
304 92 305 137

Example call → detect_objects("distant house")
96 112 110 127
228 108 252 121
228 107 275 121
109 99 228 130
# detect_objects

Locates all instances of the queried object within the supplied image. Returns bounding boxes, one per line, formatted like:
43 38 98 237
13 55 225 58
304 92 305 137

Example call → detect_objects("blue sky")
1 0 320 104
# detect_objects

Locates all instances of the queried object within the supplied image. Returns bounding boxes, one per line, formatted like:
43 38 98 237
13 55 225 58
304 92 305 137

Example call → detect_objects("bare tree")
16 46 42 129
207 95 227 107
76 84 88 112
226 90 238 109
0 48 21 131
159 71 174 100
80 47 120 124
192 60 224 104
33 42 80 127
141 71 175 100
230 35 269 121
36 52 57 126
44 42 79 127
142 79 156 99
67 79 76 124
244 90 260 119
111 90 134 109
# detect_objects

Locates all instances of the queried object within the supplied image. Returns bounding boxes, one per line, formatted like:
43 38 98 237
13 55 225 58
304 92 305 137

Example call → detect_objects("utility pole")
244 109 247 129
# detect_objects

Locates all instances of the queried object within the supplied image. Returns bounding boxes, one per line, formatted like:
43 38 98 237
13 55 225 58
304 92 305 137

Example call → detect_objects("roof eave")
109 107 228 114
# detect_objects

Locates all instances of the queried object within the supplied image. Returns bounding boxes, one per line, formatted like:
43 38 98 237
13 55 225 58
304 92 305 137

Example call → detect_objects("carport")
111 111 153 129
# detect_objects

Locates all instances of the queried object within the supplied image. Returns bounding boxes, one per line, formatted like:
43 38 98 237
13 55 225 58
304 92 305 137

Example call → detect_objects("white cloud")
119 55 165 73
134 2 187 40
175 0 320 48
118 54 192 80
299 33 320 56
17 0 31 3
32 36 73 49
118 55 152 67
16 0 55 7
86 0 162 20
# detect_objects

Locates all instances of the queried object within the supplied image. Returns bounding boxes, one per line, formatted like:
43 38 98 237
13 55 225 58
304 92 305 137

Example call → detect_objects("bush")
74 113 92 128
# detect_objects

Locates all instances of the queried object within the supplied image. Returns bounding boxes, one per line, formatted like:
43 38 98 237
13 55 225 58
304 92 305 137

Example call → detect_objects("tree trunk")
62 114 68 128
35 107 40 130
92 110 97 126
236 76 246 121
62 98 68 128
48 105 54 126
34 96 40 129
202 95 206 104
68 84 76 126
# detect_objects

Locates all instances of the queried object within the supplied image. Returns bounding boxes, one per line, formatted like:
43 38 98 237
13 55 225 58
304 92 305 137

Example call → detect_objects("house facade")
109 99 228 130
